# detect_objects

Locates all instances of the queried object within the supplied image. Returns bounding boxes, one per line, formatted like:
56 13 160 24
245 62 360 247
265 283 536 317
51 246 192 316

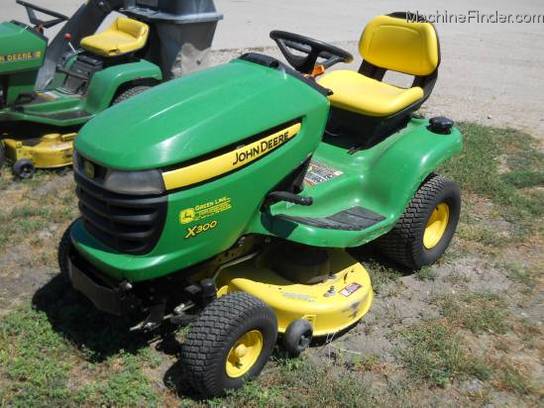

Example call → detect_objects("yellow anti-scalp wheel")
181 292 277 397
377 174 461 269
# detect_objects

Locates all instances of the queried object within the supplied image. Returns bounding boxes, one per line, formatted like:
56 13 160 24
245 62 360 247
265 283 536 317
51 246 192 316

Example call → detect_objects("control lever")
64 33 77 53
268 191 314 206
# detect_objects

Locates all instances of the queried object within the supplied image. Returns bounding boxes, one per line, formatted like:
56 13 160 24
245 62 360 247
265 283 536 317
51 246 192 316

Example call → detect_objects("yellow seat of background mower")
80 17 149 57
318 70 424 117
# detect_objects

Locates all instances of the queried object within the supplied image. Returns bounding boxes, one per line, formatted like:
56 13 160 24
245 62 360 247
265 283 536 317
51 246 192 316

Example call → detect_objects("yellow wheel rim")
423 203 450 249
225 330 264 378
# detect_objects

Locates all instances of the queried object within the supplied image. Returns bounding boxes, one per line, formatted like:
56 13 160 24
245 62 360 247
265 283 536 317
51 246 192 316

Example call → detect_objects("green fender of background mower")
0 59 162 127
84 59 162 114
251 119 464 247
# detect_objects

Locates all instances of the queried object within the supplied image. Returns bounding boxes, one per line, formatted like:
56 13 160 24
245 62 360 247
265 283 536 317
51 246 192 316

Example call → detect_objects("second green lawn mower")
60 13 463 397
0 0 222 178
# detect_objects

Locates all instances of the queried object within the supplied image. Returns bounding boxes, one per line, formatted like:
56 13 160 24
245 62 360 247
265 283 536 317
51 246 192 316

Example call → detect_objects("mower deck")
3 132 76 168
217 249 373 336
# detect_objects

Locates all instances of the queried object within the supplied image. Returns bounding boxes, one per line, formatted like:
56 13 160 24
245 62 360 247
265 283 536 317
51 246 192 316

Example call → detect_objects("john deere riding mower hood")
0 0 222 178
61 13 463 397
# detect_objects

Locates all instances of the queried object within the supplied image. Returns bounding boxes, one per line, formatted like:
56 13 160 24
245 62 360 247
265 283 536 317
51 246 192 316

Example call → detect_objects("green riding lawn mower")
0 0 222 178
59 13 463 397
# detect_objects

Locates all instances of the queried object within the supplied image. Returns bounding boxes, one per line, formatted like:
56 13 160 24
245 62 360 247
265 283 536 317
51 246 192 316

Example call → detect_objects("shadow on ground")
31 273 165 362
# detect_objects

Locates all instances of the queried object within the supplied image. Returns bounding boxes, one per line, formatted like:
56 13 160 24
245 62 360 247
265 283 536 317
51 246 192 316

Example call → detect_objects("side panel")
0 22 46 104
84 60 162 113
0 22 46 74
254 120 463 248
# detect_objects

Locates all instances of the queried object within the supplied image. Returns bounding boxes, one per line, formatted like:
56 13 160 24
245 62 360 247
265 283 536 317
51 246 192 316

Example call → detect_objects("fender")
361 124 463 222
84 60 162 113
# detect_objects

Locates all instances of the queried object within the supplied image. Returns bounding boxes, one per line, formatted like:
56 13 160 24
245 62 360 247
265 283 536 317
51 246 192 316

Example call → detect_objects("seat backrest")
359 14 439 77
114 17 149 40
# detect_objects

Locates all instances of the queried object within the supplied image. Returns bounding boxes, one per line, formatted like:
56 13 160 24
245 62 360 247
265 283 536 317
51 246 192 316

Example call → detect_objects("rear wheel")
12 159 35 179
376 174 461 270
181 292 277 397
112 85 152 105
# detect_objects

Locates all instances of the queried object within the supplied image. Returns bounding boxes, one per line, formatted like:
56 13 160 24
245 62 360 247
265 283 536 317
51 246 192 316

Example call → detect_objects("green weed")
397 320 491 387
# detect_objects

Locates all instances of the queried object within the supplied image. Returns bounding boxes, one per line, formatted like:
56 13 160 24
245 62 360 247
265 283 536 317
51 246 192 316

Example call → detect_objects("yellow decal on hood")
0 51 42 64
162 122 301 190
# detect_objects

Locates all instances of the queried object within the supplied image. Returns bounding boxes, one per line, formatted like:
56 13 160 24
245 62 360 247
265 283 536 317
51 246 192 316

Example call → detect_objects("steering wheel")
270 31 353 74
16 0 69 30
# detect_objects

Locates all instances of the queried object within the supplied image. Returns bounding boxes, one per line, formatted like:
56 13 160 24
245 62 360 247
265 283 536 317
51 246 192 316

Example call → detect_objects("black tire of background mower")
112 85 152 105
12 159 35 179
58 219 79 277
0 141 6 168
376 174 461 270
181 292 278 397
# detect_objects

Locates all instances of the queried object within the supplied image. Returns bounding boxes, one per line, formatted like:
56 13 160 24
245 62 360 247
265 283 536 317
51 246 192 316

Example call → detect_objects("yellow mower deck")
217 249 373 337
3 133 76 168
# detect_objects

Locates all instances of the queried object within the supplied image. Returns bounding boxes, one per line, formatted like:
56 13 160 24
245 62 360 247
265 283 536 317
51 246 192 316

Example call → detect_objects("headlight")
103 169 165 195
74 151 165 195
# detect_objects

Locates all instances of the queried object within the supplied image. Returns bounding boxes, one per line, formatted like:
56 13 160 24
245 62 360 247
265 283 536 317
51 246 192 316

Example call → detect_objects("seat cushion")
359 15 439 77
318 70 424 117
80 17 149 57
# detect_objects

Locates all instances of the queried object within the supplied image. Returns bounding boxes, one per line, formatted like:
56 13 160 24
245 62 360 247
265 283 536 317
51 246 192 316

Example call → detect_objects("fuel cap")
429 117 454 135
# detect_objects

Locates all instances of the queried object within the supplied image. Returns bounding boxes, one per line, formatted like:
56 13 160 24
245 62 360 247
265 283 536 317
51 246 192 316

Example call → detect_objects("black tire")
181 292 278 397
12 159 35 179
0 141 6 168
112 85 152 105
376 174 461 270
282 319 313 357
58 219 78 276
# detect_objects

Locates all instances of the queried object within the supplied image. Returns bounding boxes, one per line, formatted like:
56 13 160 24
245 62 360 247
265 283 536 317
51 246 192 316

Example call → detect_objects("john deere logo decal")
0 51 42 64
162 123 301 191
179 196 232 225
232 130 291 166
83 160 95 179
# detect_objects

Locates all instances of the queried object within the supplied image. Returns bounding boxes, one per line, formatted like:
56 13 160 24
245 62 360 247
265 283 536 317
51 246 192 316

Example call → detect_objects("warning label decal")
304 161 343 186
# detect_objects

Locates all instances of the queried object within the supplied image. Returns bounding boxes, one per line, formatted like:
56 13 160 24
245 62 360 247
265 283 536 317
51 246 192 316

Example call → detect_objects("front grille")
75 173 167 255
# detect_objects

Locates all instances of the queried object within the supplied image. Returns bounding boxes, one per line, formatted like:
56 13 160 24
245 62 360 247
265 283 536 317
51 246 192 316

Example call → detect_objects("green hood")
76 58 328 170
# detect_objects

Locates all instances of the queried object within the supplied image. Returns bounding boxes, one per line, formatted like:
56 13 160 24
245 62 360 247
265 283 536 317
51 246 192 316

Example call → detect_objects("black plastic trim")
75 171 167 255
239 52 331 97
276 206 385 231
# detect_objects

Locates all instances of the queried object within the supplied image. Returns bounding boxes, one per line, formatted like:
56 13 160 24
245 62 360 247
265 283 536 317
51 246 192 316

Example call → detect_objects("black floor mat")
275 206 385 231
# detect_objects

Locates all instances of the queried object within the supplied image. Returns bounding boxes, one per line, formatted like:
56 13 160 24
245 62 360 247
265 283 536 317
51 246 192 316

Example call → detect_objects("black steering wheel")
16 0 69 30
270 30 353 74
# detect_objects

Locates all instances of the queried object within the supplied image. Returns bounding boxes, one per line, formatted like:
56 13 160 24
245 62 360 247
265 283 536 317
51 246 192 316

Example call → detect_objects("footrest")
276 206 385 231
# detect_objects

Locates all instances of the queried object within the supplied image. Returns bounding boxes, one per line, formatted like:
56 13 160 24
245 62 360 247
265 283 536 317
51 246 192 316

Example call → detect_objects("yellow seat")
318 14 439 118
319 70 424 117
80 17 149 57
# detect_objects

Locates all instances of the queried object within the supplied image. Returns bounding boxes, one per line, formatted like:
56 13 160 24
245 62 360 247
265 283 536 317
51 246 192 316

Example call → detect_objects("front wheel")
376 174 461 270
181 292 278 397
58 220 78 276
12 159 35 179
